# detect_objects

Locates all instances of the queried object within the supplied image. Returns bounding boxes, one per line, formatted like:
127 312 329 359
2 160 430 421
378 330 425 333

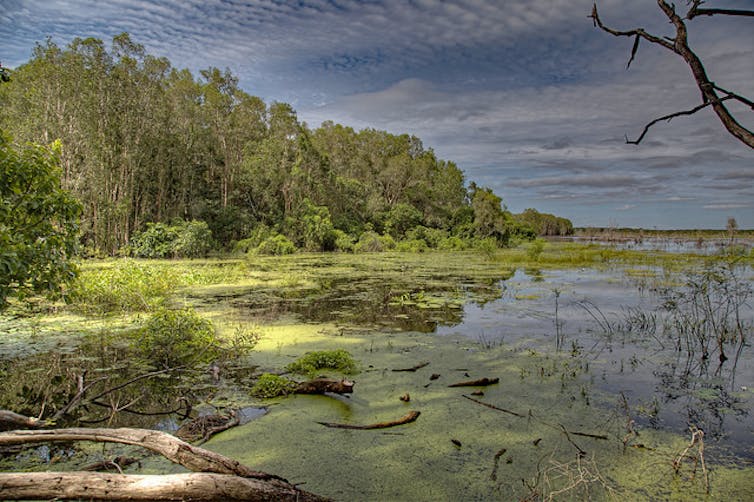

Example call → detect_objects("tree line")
0 33 572 257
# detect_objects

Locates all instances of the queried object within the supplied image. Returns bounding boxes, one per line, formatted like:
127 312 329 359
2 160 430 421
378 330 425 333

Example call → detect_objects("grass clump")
250 373 297 398
70 259 177 313
286 349 357 376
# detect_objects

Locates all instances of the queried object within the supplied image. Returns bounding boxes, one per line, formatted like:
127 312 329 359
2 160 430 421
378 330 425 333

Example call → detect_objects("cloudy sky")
2 0 753 228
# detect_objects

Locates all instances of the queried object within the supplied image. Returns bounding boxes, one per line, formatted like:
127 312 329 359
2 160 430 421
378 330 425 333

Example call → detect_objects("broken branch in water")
448 377 499 387
392 361 430 372
461 395 525 418
317 411 420 430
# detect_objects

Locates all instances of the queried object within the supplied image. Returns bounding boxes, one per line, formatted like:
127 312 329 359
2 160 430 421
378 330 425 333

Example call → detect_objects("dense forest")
0 33 572 257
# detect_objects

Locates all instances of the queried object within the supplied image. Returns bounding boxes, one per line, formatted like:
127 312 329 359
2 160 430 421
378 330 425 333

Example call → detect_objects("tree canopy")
0 133 81 308
0 33 572 257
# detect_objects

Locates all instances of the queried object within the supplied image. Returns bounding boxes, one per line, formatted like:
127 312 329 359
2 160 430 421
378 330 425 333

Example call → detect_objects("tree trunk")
0 428 328 501
0 472 327 501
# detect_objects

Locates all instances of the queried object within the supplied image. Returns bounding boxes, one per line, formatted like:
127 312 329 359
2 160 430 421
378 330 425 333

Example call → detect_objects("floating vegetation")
286 349 357 376
250 373 297 398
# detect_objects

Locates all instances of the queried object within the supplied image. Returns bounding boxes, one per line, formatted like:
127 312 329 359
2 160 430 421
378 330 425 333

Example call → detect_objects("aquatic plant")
286 349 357 376
250 373 297 398
135 307 219 368
659 263 751 362
69 259 177 313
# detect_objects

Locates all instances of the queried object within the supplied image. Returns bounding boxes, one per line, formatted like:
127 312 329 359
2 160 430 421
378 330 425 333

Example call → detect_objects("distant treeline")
574 228 753 239
0 33 572 256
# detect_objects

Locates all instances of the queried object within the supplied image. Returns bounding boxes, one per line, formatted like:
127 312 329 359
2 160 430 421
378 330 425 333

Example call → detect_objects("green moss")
250 373 297 398
286 349 357 376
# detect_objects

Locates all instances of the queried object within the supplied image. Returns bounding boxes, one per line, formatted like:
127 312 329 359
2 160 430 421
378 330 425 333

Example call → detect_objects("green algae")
2 247 752 500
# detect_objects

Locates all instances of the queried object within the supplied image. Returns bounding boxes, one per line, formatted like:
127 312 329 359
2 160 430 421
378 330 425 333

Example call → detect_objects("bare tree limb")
591 1 754 149
626 97 734 145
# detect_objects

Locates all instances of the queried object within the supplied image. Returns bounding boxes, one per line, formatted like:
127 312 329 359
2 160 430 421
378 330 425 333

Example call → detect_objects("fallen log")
0 410 47 431
391 361 430 372
0 472 327 501
0 428 328 501
317 410 420 430
448 377 499 387
0 428 277 481
295 378 354 395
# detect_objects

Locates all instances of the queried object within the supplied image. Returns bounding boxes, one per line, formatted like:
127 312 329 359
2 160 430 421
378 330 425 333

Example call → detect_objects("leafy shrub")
172 220 213 258
396 239 429 253
131 222 178 258
233 225 274 254
333 229 355 253
254 234 296 255
474 237 500 259
405 226 448 248
250 373 297 398
286 349 357 376
386 203 423 238
130 220 213 258
437 236 468 251
526 238 546 262
354 231 384 252
70 259 176 312
135 307 219 368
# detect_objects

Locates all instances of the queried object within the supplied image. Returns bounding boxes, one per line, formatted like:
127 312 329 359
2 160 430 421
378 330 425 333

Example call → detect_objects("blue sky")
2 0 753 228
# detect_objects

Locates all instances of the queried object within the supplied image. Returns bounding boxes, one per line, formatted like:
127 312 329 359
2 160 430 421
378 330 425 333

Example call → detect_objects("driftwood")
462 394 525 417
0 427 273 479
0 410 46 431
295 378 354 395
317 410 420 430
448 377 499 387
82 455 139 472
0 472 326 501
392 361 430 372
0 427 327 501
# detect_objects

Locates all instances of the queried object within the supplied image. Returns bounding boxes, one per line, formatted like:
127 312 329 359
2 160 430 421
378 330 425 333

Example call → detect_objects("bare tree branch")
626 98 732 145
591 1 754 149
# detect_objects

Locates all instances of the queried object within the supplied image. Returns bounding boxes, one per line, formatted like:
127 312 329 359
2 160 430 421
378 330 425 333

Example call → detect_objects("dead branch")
392 361 430 372
448 377 499 387
0 427 277 480
295 378 354 395
317 410 420 429
591 1 754 149
462 394 525 417
0 410 47 430
0 472 328 501
176 410 240 444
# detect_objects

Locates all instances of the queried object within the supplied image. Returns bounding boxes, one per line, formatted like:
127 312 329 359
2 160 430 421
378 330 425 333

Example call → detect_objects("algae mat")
141 322 752 500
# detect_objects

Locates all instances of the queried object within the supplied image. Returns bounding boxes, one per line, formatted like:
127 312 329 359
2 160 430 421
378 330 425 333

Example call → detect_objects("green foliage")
130 220 213 258
526 238 547 262
354 231 385 253
396 239 429 253
250 373 297 398
130 223 178 258
135 307 219 368
172 220 213 258
386 203 423 238
288 199 336 251
0 134 81 308
254 234 296 255
286 349 357 376
437 236 469 251
69 259 176 313
333 229 355 252
0 34 572 256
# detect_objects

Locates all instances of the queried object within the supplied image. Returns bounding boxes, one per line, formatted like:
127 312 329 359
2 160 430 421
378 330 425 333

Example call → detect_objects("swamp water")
1 252 753 500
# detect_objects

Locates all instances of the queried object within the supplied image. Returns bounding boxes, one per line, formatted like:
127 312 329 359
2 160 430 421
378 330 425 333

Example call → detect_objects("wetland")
1 242 753 500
